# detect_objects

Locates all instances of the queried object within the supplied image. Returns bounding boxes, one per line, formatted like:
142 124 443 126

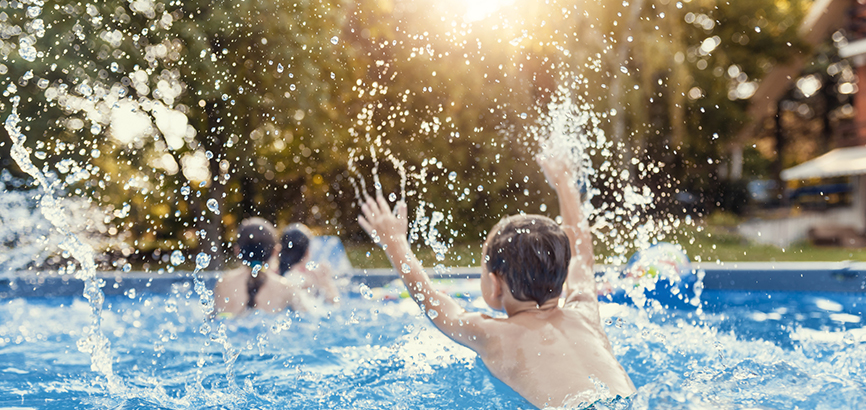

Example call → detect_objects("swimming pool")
0 267 864 409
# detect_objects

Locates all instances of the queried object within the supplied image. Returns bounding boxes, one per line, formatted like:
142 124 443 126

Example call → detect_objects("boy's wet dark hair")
237 217 278 264
484 215 571 306
279 223 312 275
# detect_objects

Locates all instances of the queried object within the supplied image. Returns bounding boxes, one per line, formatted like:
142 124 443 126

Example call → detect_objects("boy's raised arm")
537 153 598 308
358 194 489 350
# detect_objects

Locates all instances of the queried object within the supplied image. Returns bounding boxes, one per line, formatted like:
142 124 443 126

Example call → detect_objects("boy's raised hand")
537 148 597 309
355 188 488 352
536 151 574 190
358 193 408 247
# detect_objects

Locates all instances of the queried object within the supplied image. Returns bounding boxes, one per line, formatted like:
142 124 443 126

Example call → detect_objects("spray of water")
5 96 121 392
527 75 702 313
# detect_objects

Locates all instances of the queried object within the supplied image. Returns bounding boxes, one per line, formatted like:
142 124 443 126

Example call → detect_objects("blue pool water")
0 285 864 409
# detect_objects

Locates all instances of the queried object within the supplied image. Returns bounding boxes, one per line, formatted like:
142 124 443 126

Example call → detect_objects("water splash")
347 139 408 207
4 96 122 392
527 76 696 310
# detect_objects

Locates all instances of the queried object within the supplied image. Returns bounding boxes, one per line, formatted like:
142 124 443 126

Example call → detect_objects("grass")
345 221 866 269
672 225 866 263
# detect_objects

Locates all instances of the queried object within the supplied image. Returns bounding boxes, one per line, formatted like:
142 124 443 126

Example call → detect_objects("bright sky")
460 0 516 22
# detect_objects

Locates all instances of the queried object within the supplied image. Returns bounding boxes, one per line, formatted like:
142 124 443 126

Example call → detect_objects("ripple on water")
0 291 864 409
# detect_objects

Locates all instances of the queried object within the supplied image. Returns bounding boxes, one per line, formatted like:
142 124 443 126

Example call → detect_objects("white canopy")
781 145 866 181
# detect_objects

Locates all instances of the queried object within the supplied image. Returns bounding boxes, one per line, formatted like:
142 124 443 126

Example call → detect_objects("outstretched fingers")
358 214 372 234
396 200 407 221
376 191 391 215
359 195 391 227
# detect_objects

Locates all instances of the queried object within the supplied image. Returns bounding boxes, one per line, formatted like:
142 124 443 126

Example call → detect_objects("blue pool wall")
2 262 865 298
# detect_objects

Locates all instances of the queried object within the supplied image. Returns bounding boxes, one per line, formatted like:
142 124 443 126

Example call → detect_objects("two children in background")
214 220 338 318
213 152 634 408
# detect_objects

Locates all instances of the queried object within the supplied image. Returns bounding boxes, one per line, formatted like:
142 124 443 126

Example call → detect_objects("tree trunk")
668 4 687 169
200 100 226 270
610 0 646 172
773 101 787 205
241 175 257 218
729 144 744 180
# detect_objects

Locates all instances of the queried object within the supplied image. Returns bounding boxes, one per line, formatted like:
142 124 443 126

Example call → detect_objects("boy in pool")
214 217 310 317
358 153 635 408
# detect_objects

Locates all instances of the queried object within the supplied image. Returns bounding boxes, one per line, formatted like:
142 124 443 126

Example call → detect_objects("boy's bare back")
469 288 633 406
358 153 634 408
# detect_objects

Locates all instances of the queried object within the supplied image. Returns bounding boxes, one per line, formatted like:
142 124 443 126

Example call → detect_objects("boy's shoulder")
491 305 599 332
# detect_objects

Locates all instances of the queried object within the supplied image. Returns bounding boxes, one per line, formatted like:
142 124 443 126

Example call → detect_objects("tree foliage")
0 0 814 269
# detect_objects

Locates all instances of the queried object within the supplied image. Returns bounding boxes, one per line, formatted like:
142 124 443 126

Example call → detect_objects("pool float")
308 235 354 275
600 242 702 309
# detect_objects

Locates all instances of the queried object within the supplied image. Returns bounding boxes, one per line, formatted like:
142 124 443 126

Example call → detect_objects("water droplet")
477 185 484 192
359 284 374 300
26 6 41 18
277 63 284 73
207 198 220 214
427 309 439 319
90 124 101 135
18 40 37 62
196 253 211 270
374 181 382 191
620 66 628 74
401 263 411 273
271 318 292 333
126 288 136 299
519 113 527 119
170 250 185 266
540 204 548 212
388 192 397 202
110 62 119 72
77 83 92 97
448 171 457 181
180 186 191 196
122 263 132 273
330 36 339 44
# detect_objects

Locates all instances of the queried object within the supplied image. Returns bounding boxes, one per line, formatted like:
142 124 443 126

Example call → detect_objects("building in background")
738 0 866 247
